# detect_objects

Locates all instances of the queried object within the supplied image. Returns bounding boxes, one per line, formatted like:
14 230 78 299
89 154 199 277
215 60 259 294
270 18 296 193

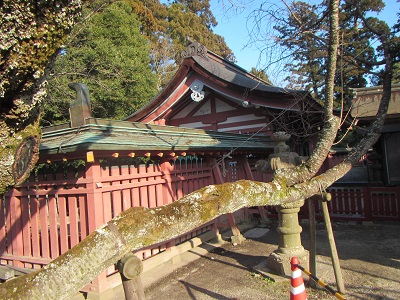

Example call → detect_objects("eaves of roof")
192 54 303 95
40 118 273 155
124 60 194 122
351 84 400 118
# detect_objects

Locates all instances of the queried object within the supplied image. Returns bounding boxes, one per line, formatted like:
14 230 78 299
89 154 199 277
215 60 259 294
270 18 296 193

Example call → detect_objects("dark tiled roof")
125 42 312 121
192 54 303 95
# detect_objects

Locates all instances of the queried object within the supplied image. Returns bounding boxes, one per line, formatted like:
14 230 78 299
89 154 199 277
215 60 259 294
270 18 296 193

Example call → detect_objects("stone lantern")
256 131 308 276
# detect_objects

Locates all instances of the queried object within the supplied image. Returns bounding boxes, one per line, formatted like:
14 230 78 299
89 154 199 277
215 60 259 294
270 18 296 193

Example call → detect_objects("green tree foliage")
274 2 327 97
131 0 179 90
334 0 381 101
167 3 234 61
45 0 234 124
44 1 158 125
174 0 217 29
392 62 400 83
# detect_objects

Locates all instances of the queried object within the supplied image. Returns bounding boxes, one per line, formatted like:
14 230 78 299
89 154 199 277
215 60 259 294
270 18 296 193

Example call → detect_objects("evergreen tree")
274 1 327 98
44 0 234 124
44 1 158 125
167 2 234 62
131 0 178 90
173 0 217 29
273 0 378 107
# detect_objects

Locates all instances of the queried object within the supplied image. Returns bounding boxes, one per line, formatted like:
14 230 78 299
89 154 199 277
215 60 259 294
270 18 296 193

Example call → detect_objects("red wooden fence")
0 155 261 292
264 186 400 222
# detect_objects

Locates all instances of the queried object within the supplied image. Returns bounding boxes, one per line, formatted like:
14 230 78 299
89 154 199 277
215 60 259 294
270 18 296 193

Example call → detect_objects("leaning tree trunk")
274 0 341 187
0 0 82 194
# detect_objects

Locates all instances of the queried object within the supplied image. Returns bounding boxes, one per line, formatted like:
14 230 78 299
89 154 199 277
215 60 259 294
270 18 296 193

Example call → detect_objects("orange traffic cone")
290 257 307 300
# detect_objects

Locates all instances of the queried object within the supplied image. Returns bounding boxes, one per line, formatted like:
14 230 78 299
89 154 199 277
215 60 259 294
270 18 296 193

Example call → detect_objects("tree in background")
250 67 272 84
127 0 175 89
273 1 327 98
167 0 234 62
45 0 234 124
244 0 398 150
175 0 218 29
275 0 379 107
43 1 158 125
133 0 235 89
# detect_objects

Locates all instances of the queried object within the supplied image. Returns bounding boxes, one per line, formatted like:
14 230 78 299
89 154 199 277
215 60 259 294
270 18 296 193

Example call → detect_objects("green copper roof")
40 118 273 155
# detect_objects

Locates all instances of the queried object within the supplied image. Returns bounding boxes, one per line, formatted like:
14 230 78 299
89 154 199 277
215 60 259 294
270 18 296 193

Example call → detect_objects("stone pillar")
266 200 308 276
256 132 308 276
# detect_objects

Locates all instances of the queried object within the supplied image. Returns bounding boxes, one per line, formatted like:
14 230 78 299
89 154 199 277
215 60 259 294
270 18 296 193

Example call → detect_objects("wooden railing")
0 156 217 264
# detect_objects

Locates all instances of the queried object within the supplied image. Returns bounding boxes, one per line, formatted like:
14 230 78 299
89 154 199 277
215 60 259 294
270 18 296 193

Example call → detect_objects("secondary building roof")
351 84 400 119
39 118 273 160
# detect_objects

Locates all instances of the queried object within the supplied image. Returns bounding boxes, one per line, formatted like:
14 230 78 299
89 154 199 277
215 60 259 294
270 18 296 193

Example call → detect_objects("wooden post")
240 157 269 224
85 161 107 294
308 196 317 288
212 159 245 244
321 194 346 294
117 253 145 300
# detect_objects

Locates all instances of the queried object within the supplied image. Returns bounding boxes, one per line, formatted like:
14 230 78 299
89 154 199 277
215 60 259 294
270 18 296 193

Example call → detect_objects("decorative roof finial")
68 83 92 127
181 41 208 60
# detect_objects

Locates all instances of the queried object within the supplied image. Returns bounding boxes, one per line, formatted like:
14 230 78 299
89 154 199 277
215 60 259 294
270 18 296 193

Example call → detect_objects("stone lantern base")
266 248 309 276
264 200 309 277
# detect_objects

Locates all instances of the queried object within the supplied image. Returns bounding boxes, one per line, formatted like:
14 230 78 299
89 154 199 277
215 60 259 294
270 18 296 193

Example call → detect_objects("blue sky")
209 0 400 85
